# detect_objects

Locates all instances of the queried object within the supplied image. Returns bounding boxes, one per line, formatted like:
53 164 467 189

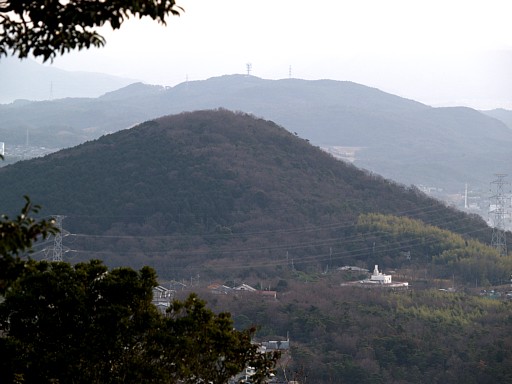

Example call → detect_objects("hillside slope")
0 110 495 279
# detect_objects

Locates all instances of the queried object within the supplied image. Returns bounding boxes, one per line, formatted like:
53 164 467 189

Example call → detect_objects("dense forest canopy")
0 259 277 383
191 277 512 384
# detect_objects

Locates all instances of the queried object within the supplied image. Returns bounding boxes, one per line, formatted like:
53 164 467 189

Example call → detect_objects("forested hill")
0 110 497 280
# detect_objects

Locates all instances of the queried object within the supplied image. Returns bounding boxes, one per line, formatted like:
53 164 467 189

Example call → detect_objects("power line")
61 200 463 241
62 215 489 270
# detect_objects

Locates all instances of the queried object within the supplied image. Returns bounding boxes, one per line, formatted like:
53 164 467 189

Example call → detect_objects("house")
234 283 258 292
338 266 369 273
261 334 290 351
208 283 233 294
152 285 174 301
261 340 290 351
257 290 277 300
359 265 409 289
152 285 174 313
350 265 408 288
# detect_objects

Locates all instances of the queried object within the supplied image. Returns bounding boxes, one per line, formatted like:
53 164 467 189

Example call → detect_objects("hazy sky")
47 0 512 109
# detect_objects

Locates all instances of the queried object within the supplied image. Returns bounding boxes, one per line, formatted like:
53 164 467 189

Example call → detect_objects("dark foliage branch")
0 0 183 61
162 293 279 384
0 196 57 293
0 196 56 258
0 261 278 383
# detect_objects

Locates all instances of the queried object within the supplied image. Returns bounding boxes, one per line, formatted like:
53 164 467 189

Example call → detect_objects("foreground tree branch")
0 196 57 293
0 0 183 61
0 261 278 383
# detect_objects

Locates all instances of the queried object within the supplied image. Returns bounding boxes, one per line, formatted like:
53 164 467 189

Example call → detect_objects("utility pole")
490 174 509 257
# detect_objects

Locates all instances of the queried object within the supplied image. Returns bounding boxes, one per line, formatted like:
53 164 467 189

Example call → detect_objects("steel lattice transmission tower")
489 174 509 257
52 215 64 262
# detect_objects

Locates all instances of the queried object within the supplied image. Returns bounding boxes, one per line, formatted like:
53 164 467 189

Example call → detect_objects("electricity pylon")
490 174 508 257
52 215 64 262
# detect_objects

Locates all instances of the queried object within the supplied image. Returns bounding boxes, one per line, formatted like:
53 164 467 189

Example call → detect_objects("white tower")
464 183 468 209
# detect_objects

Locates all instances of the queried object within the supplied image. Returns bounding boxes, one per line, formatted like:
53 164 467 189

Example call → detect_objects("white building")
370 265 392 284
344 265 408 288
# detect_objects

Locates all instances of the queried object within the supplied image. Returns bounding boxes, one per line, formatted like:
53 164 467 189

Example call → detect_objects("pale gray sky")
47 0 512 109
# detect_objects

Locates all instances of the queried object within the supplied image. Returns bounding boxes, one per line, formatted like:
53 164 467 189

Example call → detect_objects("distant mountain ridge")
482 108 512 130
1 75 511 194
0 57 136 104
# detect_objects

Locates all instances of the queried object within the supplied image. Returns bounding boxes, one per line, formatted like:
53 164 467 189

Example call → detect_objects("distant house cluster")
0 144 56 161
151 280 288 383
